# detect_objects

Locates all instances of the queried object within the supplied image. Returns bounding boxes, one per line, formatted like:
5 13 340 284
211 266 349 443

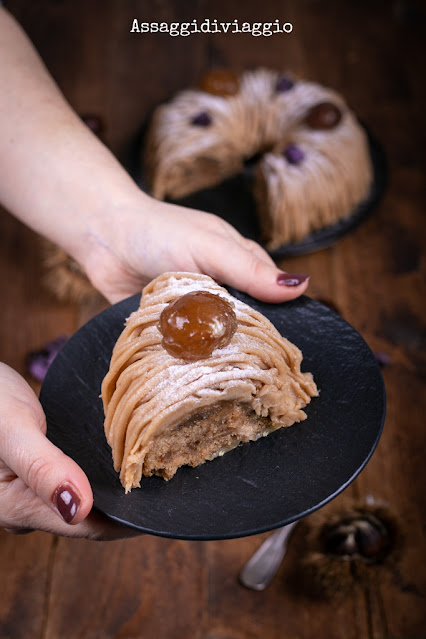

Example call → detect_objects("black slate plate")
128 124 387 259
40 292 386 540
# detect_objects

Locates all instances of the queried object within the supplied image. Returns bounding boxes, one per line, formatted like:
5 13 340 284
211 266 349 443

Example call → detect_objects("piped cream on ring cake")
144 68 373 246
101 273 318 492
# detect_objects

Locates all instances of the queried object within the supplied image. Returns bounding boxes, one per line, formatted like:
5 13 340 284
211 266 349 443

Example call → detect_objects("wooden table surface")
1 1 425 638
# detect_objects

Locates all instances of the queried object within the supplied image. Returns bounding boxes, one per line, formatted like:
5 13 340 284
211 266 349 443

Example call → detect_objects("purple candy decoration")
284 144 305 165
190 111 212 127
374 351 392 369
276 76 294 93
27 335 69 383
81 114 104 136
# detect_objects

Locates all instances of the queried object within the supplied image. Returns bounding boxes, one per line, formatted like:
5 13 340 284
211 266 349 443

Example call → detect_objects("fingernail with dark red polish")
54 483 80 524
277 272 310 287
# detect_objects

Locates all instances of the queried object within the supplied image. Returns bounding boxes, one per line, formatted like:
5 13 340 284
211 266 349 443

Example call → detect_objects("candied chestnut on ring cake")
101 273 318 492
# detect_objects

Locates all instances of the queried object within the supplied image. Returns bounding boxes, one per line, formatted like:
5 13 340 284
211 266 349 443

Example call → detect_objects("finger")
1 476 142 540
0 409 93 526
240 237 277 266
199 236 310 303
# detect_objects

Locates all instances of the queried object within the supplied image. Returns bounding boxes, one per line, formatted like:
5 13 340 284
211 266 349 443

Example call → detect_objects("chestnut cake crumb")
101 272 318 492
142 401 278 480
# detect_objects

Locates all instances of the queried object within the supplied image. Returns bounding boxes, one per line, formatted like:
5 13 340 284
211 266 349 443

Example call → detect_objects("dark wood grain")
1 0 425 637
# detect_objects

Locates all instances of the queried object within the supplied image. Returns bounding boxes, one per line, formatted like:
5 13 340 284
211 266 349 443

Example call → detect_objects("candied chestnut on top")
200 69 240 97
159 291 237 361
304 101 342 130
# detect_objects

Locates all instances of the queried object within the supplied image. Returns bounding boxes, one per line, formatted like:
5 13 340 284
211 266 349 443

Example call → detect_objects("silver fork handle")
239 521 297 591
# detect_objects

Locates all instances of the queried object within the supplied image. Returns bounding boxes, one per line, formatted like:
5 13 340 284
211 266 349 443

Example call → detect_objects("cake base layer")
142 401 279 480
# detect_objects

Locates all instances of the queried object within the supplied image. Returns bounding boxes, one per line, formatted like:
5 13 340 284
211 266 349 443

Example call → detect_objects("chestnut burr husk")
287 500 405 600
39 238 102 304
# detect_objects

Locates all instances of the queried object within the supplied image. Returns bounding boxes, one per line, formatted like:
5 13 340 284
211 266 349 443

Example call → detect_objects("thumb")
2 416 93 525
203 236 310 303
0 366 93 525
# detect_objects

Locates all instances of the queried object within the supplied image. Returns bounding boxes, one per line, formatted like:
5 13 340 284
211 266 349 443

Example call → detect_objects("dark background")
0 1 425 637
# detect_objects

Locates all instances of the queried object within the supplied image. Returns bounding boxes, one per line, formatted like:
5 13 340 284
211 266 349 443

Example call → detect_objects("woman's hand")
0 8 309 308
0 363 139 540
82 196 310 305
